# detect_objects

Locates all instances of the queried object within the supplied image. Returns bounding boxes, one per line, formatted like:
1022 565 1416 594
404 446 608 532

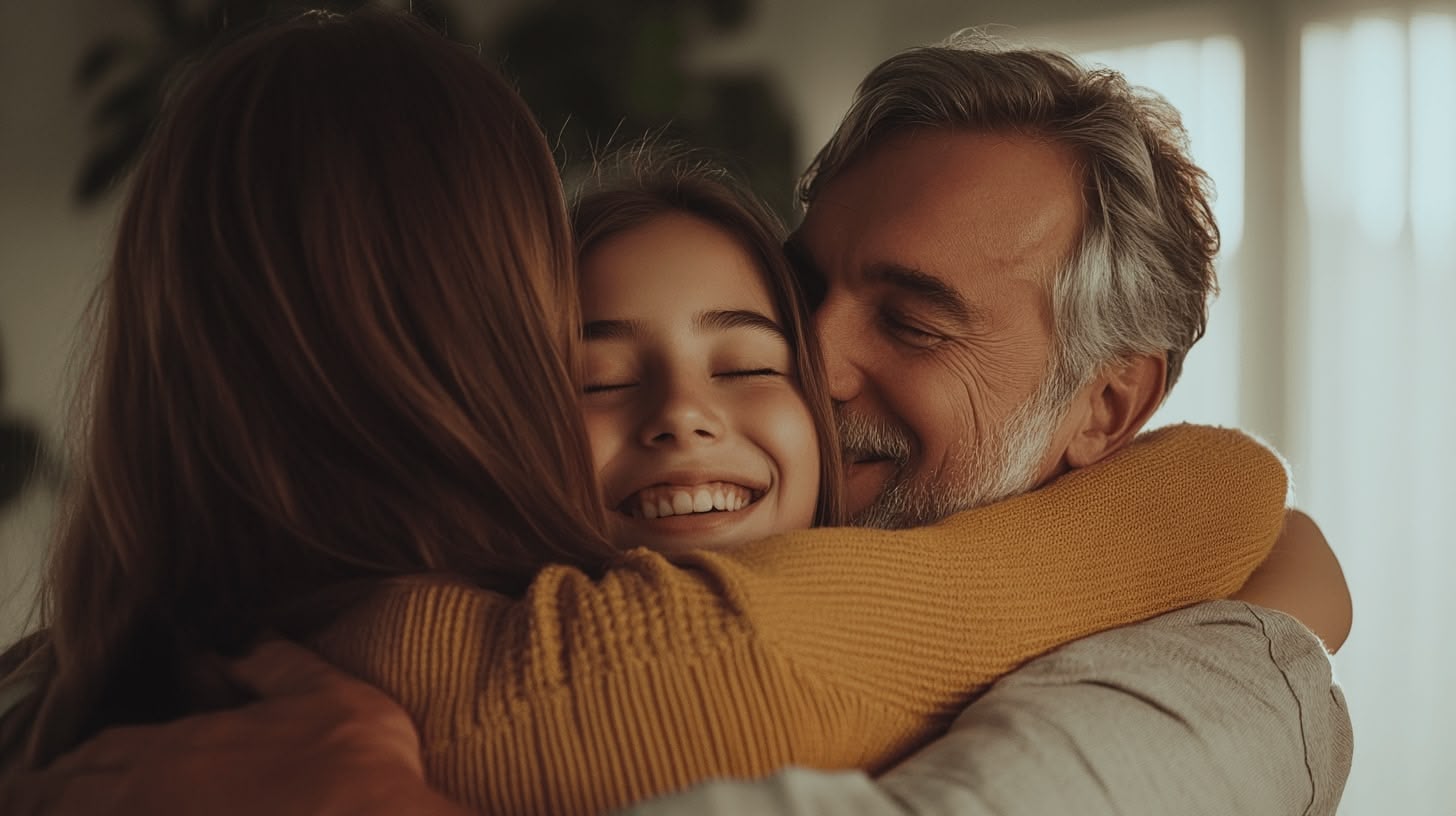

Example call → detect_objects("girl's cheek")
753 390 821 528
581 410 622 475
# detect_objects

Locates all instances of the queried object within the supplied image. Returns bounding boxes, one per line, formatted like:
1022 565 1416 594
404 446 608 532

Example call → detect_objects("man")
5 33 1351 815
624 34 1355 814
789 35 1257 531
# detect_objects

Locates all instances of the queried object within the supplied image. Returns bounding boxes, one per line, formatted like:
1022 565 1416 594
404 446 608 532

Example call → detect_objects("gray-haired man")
625 32 1352 816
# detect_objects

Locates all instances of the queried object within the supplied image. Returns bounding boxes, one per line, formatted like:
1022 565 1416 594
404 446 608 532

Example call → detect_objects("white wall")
0 0 135 645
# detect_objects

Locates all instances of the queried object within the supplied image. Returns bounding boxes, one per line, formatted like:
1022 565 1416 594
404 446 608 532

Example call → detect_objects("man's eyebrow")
582 319 641 340
869 264 981 325
695 309 787 340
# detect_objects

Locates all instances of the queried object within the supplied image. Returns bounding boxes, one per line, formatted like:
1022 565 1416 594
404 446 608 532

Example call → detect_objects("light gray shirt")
624 601 1353 815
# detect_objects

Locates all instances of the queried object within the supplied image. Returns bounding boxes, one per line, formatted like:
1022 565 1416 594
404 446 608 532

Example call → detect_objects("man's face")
793 129 1087 527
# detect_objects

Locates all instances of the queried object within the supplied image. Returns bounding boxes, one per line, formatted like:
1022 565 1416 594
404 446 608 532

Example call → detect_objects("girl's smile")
611 475 767 519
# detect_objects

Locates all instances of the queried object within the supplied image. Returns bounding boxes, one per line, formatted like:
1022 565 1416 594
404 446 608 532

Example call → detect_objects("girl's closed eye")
716 367 784 379
582 348 639 395
583 367 640 394
712 331 794 382
584 380 637 394
588 365 785 391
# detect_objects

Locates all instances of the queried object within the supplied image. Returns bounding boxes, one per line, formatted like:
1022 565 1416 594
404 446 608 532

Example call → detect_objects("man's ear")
1064 353 1167 468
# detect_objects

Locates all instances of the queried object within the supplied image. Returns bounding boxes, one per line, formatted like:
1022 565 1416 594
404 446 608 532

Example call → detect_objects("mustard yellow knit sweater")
313 425 1288 815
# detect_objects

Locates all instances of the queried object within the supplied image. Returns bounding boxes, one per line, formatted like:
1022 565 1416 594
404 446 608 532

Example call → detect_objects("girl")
0 9 1303 816
572 153 843 554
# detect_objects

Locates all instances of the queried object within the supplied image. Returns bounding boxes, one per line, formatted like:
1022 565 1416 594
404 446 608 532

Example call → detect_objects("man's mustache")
834 406 913 465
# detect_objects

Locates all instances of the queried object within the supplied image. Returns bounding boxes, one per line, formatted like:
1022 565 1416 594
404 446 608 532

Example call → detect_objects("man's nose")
639 381 725 447
813 296 865 403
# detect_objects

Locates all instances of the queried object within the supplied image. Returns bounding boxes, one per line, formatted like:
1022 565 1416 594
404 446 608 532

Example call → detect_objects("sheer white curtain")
1294 9 1456 813
1068 9 1456 812
1076 36 1246 431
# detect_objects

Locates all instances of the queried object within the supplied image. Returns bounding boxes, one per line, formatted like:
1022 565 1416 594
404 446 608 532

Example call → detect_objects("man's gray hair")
798 31 1220 399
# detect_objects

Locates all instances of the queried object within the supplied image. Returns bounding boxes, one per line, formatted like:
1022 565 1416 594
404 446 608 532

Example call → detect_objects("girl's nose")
639 381 725 448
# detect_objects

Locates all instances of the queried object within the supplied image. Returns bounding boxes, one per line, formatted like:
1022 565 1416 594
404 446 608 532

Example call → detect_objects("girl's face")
579 212 820 554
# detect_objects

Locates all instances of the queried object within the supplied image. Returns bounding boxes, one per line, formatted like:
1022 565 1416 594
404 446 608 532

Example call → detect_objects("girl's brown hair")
3 8 614 768
572 149 845 527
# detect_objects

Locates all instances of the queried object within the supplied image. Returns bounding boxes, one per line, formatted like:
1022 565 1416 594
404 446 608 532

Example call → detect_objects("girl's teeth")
629 481 758 519
693 490 713 513
672 493 694 515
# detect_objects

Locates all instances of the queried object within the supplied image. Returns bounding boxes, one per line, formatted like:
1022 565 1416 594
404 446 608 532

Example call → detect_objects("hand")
0 640 469 815
1233 508 1352 651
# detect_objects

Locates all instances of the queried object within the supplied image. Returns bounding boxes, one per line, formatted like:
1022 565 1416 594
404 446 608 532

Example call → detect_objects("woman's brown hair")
2 8 614 768
572 149 845 527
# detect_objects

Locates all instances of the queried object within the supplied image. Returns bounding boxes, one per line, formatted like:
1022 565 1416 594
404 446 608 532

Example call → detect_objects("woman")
0 9 1295 814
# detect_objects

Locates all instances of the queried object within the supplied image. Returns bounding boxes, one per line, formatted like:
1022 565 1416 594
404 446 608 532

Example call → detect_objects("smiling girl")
572 159 841 554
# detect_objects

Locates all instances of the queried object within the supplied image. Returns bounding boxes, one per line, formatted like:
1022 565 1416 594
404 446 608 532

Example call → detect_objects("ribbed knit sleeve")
312 424 1288 815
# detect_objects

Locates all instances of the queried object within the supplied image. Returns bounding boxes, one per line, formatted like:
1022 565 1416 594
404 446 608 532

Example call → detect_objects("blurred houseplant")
490 0 798 214
75 0 798 214
0 340 60 516
72 0 408 201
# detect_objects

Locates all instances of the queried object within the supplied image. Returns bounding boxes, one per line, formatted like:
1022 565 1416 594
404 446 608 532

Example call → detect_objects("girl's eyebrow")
695 309 787 340
582 319 642 341
582 310 786 341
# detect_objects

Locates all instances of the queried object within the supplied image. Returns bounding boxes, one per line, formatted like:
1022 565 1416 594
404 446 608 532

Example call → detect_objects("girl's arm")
1231 509 1352 651
316 424 1289 814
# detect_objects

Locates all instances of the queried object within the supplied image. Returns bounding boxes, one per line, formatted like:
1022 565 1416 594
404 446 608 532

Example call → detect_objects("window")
1297 11 1456 812
1049 11 1456 810
1077 37 1246 429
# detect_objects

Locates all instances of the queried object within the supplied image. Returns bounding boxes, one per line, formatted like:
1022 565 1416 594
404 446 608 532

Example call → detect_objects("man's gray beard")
840 380 1073 530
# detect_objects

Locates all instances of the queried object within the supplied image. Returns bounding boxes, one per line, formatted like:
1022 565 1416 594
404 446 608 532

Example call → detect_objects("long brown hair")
572 149 845 527
3 8 613 768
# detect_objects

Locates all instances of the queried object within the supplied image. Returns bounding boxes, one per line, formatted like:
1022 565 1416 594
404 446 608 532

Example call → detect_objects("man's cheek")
906 362 992 463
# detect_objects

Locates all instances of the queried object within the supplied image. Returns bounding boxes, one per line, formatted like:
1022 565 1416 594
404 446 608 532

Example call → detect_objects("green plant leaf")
90 72 158 131
76 121 150 202
76 38 133 90
0 422 43 511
